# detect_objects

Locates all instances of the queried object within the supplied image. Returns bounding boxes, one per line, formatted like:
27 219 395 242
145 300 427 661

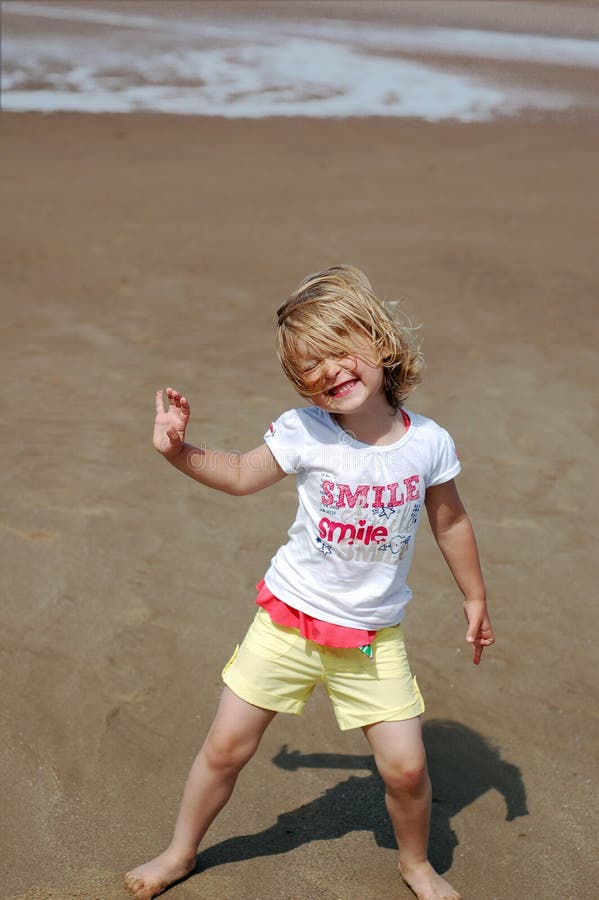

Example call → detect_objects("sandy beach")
2 4 598 900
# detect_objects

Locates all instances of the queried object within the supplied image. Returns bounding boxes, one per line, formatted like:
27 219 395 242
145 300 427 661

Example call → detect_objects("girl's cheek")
304 371 328 396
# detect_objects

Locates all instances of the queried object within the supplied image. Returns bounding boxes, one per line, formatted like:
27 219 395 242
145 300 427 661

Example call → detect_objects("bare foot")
124 849 196 899
399 859 461 900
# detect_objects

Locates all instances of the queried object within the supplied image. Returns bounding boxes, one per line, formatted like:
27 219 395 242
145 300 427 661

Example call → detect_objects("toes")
123 873 145 898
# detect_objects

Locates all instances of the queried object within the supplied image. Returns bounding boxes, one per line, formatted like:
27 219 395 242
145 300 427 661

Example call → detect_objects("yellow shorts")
222 608 425 731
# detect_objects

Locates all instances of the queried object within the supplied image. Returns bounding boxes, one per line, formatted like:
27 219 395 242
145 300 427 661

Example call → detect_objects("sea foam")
3 2 598 119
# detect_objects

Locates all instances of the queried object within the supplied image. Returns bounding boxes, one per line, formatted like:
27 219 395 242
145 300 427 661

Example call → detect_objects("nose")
321 357 343 381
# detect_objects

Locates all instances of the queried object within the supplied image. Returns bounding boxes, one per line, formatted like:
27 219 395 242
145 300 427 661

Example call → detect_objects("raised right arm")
154 387 287 496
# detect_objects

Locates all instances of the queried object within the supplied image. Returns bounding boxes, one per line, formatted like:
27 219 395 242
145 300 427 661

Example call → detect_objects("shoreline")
4 1 599 120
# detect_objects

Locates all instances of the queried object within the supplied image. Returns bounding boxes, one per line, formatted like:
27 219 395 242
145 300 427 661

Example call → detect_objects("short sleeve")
426 427 462 487
264 410 304 474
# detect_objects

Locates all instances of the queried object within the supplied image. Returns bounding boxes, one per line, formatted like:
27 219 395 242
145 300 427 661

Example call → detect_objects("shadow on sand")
196 719 528 876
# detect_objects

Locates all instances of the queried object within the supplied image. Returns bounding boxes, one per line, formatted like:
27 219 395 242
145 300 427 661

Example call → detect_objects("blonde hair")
276 265 423 410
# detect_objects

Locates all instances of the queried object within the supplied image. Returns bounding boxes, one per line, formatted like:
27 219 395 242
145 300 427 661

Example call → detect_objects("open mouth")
329 379 359 398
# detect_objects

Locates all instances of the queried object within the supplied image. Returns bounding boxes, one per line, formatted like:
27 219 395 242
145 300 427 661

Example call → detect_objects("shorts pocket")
371 627 413 678
222 644 240 677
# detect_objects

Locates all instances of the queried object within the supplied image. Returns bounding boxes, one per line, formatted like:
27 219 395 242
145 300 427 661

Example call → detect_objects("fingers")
155 387 190 415
466 617 483 665
464 604 495 665
466 619 482 645
468 630 482 665
468 628 495 664
165 386 190 413
472 639 484 666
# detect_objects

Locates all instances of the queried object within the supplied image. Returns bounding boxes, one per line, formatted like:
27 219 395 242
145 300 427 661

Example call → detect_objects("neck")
333 397 406 446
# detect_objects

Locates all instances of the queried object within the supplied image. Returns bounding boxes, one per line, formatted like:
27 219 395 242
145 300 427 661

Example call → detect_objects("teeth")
331 380 356 396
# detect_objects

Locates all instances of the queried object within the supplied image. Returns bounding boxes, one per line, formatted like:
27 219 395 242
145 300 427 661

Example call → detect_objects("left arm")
425 479 495 665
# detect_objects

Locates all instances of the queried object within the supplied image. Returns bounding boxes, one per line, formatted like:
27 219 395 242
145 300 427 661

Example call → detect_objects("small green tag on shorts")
359 644 373 659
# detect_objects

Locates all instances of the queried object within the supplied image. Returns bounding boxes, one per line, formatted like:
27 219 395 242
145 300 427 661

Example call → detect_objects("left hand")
463 598 495 665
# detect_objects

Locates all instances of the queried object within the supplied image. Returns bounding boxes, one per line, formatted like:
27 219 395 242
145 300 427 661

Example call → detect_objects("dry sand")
1 13 598 900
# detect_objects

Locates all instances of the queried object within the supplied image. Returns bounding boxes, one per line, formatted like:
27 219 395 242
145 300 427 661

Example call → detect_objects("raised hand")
154 387 190 458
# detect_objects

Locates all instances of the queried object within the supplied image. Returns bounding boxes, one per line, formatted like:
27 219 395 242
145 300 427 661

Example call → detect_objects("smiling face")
296 338 387 414
276 265 423 413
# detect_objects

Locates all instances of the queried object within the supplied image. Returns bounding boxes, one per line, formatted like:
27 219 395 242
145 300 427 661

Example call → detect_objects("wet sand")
1 9 598 898
2 107 597 899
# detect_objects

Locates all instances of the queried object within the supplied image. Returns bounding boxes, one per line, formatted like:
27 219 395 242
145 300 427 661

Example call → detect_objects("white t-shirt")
263 406 461 630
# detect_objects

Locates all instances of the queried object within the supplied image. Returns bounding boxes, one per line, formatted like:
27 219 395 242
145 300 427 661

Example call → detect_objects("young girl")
125 265 494 900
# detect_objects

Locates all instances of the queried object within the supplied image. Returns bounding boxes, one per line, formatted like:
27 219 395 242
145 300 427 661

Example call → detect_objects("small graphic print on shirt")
315 535 333 557
378 534 411 560
408 502 422 526
371 506 397 520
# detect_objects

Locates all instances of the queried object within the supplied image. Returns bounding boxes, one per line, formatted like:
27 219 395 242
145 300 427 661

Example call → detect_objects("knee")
202 729 258 774
381 757 429 795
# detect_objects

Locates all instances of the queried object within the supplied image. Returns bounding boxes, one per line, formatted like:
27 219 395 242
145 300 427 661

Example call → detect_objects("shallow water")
3 1 599 120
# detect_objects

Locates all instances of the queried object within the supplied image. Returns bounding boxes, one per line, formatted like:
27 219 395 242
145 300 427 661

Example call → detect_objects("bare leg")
363 718 460 900
124 687 277 900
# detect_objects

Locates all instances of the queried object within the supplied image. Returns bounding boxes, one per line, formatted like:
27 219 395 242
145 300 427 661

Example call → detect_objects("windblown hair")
276 265 423 410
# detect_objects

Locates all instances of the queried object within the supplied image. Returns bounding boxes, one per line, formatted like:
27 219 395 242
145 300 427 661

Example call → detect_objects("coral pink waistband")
255 579 376 649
